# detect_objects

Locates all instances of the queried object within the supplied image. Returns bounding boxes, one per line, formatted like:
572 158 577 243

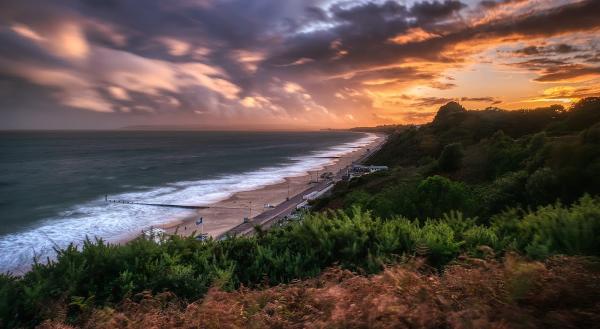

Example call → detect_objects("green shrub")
344 189 371 209
416 175 475 218
485 131 529 179
463 226 499 250
478 170 528 219
525 167 559 206
3 196 600 328
517 195 600 258
438 142 463 171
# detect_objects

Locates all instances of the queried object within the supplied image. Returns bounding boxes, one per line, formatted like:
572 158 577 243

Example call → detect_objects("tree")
416 175 474 218
438 142 463 171
565 97 600 131
433 102 466 124
344 190 371 209
526 167 559 206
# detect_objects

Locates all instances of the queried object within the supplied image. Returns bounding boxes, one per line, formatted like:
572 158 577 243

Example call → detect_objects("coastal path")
218 135 385 238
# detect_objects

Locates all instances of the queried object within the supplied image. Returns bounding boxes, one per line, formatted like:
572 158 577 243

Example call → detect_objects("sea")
0 130 376 272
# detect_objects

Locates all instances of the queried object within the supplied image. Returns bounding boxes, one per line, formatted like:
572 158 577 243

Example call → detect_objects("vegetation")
319 97 600 221
437 142 463 172
36 256 600 329
2 97 600 328
2 196 600 327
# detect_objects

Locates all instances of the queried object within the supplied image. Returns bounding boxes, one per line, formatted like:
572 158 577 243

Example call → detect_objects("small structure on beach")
320 172 334 180
195 233 210 242
143 227 167 243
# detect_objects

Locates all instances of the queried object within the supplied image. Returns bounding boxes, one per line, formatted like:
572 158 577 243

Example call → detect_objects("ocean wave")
0 133 378 273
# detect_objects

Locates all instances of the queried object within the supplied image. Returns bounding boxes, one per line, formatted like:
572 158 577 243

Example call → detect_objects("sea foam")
0 133 378 273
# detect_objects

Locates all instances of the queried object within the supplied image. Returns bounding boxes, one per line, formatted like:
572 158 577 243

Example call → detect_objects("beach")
158 134 385 239
1 130 382 272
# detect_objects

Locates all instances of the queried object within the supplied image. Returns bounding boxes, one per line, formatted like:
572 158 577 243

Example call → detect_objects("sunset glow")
1 0 599 129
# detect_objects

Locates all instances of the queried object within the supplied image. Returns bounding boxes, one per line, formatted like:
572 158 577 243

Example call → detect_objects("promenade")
218 137 385 238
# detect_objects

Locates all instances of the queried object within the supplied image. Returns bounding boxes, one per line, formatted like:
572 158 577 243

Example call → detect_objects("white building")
346 164 389 180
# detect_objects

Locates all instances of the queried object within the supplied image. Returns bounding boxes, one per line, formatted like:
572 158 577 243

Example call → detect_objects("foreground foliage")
1 196 600 327
38 255 600 329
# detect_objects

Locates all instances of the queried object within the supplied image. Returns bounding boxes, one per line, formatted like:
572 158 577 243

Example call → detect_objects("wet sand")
128 134 385 241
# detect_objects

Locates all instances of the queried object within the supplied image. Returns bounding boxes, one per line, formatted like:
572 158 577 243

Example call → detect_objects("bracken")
38 255 600 329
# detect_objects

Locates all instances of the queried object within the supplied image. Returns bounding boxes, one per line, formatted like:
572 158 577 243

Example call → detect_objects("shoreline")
121 133 385 242
3 132 384 274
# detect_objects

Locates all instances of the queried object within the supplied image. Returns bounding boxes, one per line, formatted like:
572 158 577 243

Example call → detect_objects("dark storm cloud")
478 0 527 9
252 0 600 121
305 6 329 22
411 96 455 107
1 0 600 128
73 0 295 48
265 0 600 78
473 0 600 38
511 58 568 69
510 57 600 83
534 65 600 82
1 0 322 74
265 1 411 70
514 43 578 56
409 0 466 23
514 46 540 55
555 43 577 54
331 0 407 23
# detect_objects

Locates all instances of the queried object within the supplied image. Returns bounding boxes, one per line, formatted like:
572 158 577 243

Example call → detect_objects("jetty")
106 198 210 210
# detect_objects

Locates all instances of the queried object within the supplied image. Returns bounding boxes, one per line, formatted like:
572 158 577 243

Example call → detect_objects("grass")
2 195 600 328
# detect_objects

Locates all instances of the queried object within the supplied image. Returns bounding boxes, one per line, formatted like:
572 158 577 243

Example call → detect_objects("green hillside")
315 98 600 221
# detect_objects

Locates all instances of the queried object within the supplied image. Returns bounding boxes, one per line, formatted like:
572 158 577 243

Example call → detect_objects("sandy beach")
151 134 385 239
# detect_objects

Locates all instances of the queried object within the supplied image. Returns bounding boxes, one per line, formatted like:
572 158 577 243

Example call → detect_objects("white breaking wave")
0 133 378 273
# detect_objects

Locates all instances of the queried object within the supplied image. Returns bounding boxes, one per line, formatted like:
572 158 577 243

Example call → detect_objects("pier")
106 198 211 210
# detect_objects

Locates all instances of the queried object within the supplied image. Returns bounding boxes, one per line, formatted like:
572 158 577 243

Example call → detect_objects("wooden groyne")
106 198 210 210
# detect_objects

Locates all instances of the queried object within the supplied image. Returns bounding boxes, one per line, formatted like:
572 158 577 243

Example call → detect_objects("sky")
0 0 599 130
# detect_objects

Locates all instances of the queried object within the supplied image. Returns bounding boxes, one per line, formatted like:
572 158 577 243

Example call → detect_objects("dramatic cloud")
534 65 600 83
411 96 456 107
514 43 578 56
1 0 600 128
410 0 466 23
460 96 498 103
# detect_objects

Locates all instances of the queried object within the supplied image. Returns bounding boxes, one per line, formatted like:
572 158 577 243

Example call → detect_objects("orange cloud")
11 24 44 42
390 28 439 45
53 23 89 59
